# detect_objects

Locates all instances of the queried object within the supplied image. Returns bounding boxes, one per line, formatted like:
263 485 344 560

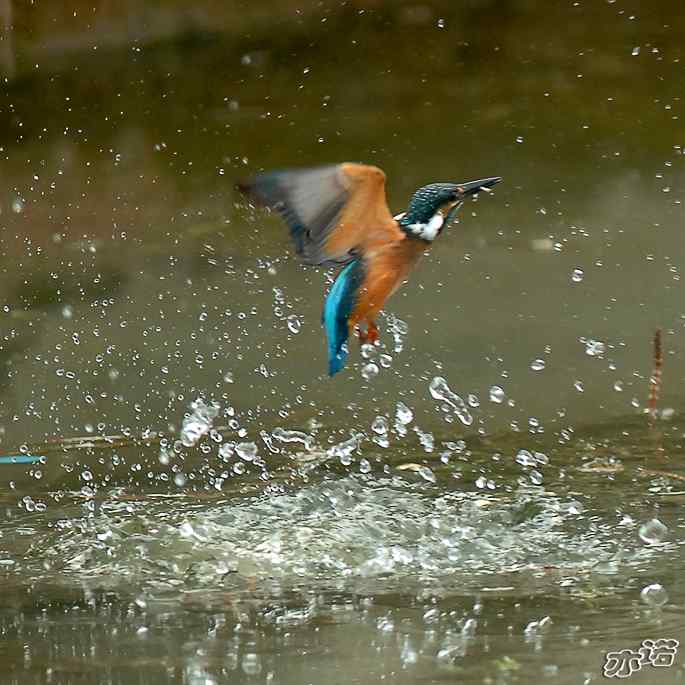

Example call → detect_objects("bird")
239 163 501 376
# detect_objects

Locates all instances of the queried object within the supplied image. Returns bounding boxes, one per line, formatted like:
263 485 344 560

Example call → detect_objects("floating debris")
0 455 43 465
396 462 437 483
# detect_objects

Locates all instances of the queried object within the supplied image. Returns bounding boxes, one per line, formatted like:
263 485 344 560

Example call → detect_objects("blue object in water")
0 455 44 465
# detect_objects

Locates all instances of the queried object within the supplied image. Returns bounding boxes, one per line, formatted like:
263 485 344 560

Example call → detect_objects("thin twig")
648 328 662 425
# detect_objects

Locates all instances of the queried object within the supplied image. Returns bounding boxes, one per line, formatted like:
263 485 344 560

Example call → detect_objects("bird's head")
397 177 501 241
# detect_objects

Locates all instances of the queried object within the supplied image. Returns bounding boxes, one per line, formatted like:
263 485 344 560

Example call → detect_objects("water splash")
272 427 315 451
180 398 220 447
638 518 667 544
429 377 473 426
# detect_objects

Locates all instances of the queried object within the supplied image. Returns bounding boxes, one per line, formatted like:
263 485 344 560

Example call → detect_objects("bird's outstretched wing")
239 163 404 266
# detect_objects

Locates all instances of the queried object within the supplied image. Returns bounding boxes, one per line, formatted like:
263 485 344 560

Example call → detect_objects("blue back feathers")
323 259 365 376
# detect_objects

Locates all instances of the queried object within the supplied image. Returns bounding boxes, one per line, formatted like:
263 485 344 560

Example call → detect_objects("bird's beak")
444 177 501 226
456 176 502 197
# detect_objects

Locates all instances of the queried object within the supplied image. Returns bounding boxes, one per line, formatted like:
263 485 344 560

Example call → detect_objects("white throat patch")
406 212 444 241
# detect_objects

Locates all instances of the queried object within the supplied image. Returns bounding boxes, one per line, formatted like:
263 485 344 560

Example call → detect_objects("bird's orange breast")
350 238 426 325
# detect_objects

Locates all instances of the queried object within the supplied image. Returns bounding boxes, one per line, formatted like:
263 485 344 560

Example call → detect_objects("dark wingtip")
235 174 280 209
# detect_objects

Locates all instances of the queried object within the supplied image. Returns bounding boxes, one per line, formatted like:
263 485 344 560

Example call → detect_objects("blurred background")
0 2 683 683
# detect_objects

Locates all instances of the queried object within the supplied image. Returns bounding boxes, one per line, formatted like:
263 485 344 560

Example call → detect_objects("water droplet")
429 376 473 425
371 416 389 434
638 518 667 544
361 363 379 380
360 343 377 359
530 358 545 371
11 197 23 213
516 135 524 144
395 402 413 425
286 314 301 334
584 339 606 357
640 583 668 608
241 653 262 675
516 450 537 467
632 46 640 56
571 267 584 283
359 458 371 474
400 637 418 666
414 427 434 452
574 380 584 392
489 386 505 403
613 380 624 392
236 442 258 461
534 451 549 465
529 469 543 485
218 443 234 460
436 18 445 28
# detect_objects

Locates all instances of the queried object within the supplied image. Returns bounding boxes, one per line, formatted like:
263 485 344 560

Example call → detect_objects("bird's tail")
322 259 365 376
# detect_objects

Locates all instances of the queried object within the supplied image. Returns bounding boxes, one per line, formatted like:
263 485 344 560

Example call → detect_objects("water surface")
0 1 684 682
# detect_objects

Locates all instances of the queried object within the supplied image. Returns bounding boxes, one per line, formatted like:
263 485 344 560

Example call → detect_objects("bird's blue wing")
322 259 365 376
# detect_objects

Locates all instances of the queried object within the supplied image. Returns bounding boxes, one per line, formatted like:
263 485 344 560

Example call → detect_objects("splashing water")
429 377 473 426
327 433 364 465
180 398 220 447
638 518 668 544
386 314 409 354
272 427 315 451
584 338 606 357
394 402 414 436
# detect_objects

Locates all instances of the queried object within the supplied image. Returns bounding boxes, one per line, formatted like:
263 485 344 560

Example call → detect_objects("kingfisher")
239 164 501 376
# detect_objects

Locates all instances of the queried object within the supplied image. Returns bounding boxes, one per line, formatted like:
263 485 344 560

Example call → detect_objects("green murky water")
0 1 684 682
